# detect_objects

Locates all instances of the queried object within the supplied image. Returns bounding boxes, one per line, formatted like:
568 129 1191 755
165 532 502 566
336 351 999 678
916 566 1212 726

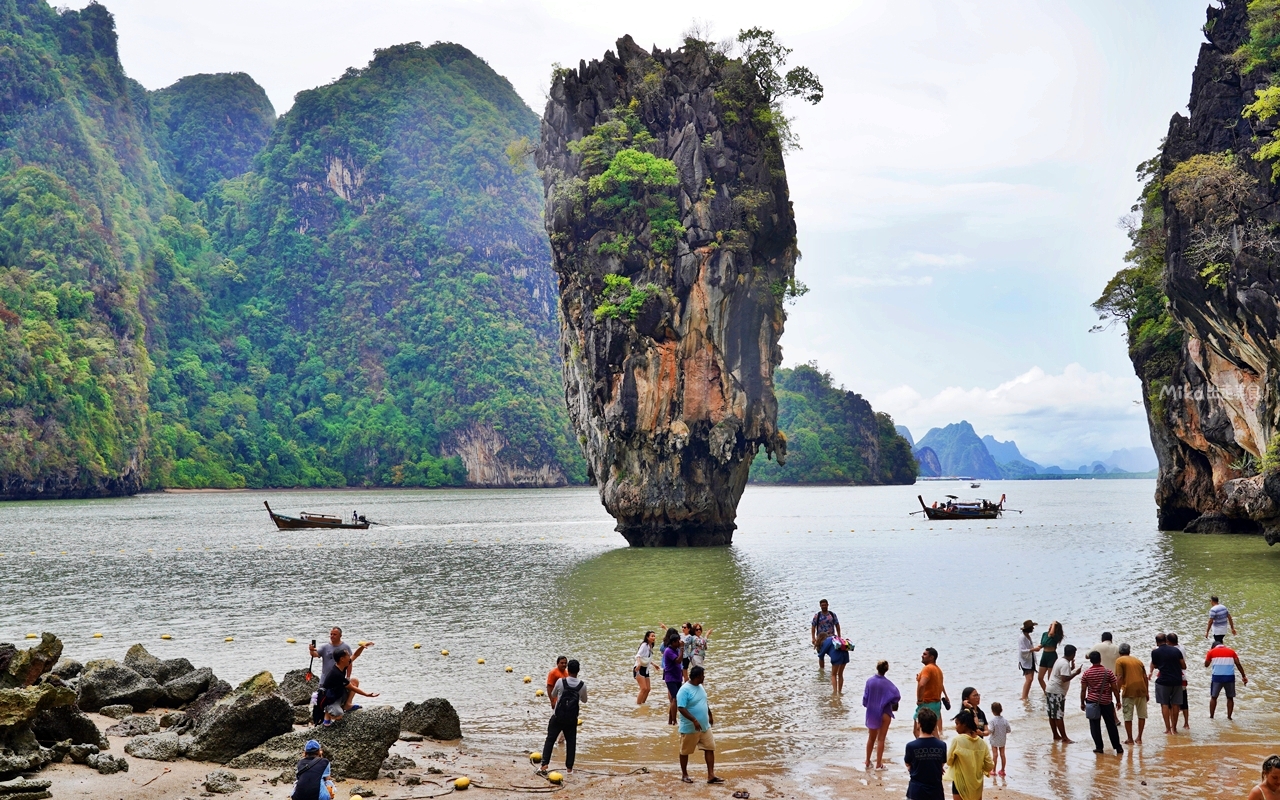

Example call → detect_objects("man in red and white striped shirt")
1079 650 1123 755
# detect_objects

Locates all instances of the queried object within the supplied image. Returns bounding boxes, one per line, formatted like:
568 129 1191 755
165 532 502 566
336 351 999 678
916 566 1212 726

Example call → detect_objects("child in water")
987 702 1011 777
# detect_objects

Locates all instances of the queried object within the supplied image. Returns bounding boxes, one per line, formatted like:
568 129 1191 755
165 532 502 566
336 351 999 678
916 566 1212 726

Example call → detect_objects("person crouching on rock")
321 650 379 726
292 739 333 800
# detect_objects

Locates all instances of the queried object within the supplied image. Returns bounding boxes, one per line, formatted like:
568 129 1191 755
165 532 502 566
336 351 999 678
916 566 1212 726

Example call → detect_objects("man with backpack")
291 739 333 800
538 659 586 775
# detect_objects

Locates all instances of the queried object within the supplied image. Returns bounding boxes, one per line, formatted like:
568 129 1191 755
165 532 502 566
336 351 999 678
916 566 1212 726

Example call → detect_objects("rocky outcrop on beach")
182 672 293 763
401 699 462 740
0 634 84 779
1098 0 1280 539
537 35 799 545
228 705 401 780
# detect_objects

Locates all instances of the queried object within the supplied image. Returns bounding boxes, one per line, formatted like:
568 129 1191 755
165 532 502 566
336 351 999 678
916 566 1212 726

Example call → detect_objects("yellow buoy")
224 637 234 642
476 658 485 664
160 634 172 640
413 643 422 649
286 638 297 644
504 666 513 672
441 650 449 656
92 633 103 639
529 752 541 763
454 776 471 790
357 640 369 647
24 633 36 639
547 771 563 784
577 718 583 725
522 676 532 683
534 689 545 697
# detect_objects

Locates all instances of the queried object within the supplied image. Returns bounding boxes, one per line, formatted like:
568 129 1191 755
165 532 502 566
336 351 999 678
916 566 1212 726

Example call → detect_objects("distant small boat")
915 494 1009 521
970 482 981 488
264 502 370 530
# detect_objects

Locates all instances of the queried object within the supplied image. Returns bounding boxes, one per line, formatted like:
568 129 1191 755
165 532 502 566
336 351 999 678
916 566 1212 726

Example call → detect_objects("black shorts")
666 680 681 699
1021 667 1035 675
634 666 649 678
682 657 690 669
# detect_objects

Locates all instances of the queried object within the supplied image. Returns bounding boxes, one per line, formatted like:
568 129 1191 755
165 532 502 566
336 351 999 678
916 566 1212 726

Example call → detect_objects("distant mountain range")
898 421 1157 479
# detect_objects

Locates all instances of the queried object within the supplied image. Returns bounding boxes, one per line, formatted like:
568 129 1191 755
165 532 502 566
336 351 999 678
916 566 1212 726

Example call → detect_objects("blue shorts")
1210 679 1235 700
666 680 681 699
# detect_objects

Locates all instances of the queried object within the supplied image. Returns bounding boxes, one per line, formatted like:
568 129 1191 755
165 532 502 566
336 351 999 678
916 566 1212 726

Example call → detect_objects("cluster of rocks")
0 633 463 789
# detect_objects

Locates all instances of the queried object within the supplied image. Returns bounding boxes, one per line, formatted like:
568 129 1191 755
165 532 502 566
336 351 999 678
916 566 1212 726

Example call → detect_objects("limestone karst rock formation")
1103 0 1280 540
538 35 799 545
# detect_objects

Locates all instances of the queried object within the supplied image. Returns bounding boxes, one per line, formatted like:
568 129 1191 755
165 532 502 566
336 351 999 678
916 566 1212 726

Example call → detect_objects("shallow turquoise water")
1 480 1275 799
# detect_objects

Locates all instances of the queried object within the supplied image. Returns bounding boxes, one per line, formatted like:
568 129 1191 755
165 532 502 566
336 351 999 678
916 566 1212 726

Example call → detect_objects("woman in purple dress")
862 660 901 770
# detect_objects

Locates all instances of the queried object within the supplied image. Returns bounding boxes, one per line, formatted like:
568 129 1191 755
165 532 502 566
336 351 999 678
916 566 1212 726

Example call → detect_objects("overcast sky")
97 0 1210 466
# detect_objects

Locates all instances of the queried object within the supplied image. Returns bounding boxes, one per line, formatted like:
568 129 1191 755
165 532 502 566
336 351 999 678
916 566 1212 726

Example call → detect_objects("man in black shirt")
321 650 379 725
904 707 946 800
1149 633 1185 735
291 739 329 800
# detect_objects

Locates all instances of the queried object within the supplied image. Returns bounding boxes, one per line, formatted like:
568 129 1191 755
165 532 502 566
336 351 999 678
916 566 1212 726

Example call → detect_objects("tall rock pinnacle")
537 35 797 546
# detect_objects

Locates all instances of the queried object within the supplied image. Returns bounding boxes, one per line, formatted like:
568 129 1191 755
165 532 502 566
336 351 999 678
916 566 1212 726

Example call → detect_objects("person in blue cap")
292 739 332 800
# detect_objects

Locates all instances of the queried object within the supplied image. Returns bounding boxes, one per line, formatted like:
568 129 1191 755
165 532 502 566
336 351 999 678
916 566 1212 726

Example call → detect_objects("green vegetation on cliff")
143 42 586 489
750 364 916 484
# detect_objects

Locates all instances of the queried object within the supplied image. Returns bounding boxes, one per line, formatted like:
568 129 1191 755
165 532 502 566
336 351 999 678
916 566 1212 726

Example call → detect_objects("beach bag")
322 776 335 800
553 680 581 725
1084 701 1102 720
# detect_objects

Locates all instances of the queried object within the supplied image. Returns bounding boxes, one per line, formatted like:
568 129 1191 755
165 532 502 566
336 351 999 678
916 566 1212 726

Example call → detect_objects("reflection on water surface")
2 480 1278 799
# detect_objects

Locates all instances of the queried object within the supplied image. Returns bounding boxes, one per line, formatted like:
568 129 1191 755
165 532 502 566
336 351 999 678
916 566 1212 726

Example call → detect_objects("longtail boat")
264 501 370 530
915 494 1008 521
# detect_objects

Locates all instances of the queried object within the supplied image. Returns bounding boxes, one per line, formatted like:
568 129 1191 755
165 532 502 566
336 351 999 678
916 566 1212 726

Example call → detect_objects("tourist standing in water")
862 660 900 769
819 634 850 693
1090 632 1120 672
1248 755 1280 800
634 631 655 705
1205 641 1248 720
662 629 683 726
1150 633 1185 735
546 656 569 709
676 666 723 785
1079 650 1123 755
987 702 1010 777
1206 595 1236 644
1045 644 1080 743
1113 643 1149 744
904 707 946 800
1171 632 1191 729
811 600 840 668
959 687 989 737
914 647 950 737
689 624 711 670
1018 621 1040 700
946 710 993 800
1037 621 1063 694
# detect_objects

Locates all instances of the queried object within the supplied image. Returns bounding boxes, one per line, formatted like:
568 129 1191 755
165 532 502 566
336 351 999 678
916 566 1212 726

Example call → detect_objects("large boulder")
124 644 194 685
228 706 401 780
49 659 82 680
183 672 293 763
203 769 242 794
161 667 214 706
123 731 181 762
400 699 461 740
76 661 161 712
0 634 62 690
277 669 316 706
31 706 107 749
0 684 76 778
105 714 159 737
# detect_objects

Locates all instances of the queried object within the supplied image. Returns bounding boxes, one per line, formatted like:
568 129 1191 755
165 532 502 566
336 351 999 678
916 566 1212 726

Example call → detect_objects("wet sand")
41 728 1048 800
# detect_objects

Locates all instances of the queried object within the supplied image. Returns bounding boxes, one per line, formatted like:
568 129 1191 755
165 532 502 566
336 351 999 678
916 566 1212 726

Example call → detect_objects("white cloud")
839 275 933 288
876 364 1151 466
902 251 972 268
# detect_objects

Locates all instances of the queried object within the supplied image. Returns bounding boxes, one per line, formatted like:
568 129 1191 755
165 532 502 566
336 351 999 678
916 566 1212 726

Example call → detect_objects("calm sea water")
3 480 1278 799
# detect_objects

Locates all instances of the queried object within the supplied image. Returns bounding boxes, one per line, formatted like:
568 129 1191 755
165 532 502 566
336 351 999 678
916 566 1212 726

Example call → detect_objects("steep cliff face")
538 36 796 545
1103 0 1280 538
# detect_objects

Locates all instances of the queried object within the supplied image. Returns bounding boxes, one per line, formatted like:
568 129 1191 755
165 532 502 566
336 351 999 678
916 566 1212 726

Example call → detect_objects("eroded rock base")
618 523 734 548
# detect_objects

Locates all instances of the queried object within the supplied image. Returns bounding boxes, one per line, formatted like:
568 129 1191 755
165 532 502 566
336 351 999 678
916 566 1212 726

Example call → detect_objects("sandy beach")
38 719 1048 800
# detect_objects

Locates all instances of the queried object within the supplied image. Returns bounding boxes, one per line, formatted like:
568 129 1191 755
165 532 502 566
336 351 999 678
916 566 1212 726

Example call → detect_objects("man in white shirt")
1091 632 1121 672
1045 644 1081 743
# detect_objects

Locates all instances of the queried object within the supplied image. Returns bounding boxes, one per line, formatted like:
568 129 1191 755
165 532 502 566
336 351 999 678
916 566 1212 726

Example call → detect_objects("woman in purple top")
862 660 901 770
661 628 683 725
